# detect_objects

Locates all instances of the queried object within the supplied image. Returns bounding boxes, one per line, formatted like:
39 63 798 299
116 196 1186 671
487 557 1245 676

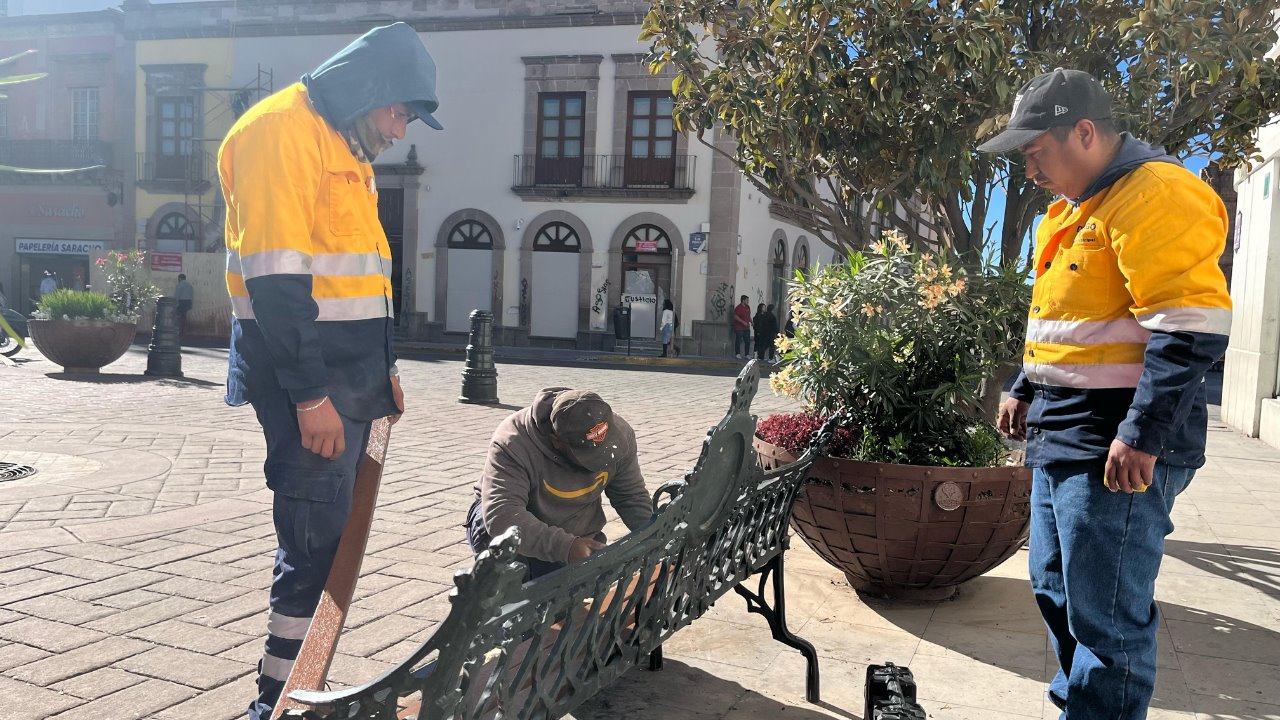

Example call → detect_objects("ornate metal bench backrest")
288 362 831 720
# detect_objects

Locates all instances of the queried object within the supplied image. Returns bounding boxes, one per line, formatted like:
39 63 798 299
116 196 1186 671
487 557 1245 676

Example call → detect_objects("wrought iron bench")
281 362 835 720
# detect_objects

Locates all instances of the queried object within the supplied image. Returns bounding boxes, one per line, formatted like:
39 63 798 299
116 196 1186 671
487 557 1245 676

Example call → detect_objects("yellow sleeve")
1109 168 1232 334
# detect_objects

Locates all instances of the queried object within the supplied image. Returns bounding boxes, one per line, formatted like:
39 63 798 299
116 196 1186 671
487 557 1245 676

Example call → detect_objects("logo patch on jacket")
542 471 610 499
1075 222 1100 244
586 422 609 443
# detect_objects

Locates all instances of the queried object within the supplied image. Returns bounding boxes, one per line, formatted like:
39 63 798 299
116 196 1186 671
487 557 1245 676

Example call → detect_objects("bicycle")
0 308 29 358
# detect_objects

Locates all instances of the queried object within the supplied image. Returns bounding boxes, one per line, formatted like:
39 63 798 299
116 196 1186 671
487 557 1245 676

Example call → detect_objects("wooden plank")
271 417 393 720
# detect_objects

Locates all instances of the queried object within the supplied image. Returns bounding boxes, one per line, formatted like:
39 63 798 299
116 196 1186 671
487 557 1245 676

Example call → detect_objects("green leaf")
0 72 48 86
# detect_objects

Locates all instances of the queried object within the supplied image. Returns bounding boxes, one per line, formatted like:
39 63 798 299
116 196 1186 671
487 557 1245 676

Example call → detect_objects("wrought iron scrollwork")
285 360 830 719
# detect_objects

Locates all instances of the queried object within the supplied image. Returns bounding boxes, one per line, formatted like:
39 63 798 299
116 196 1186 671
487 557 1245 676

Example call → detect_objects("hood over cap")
302 22 443 132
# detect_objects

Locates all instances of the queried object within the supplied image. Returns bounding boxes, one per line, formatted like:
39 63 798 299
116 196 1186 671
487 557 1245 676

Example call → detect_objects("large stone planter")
757 437 1032 601
28 318 138 373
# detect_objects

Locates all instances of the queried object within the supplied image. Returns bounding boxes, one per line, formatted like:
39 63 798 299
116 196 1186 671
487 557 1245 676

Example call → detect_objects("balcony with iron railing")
512 154 696 201
136 151 212 193
0 139 113 171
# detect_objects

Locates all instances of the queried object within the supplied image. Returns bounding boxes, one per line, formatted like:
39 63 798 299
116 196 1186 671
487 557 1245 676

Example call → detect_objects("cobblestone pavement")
2 345 1279 720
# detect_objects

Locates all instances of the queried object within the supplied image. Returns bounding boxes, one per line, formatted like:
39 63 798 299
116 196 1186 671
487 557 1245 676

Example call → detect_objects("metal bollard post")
145 296 184 378
459 310 498 405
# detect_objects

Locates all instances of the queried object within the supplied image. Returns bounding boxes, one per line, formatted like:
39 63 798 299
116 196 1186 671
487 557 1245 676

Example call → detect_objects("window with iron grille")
72 88 99 141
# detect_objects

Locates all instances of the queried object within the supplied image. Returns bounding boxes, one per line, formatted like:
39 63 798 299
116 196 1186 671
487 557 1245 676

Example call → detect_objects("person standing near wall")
175 273 195 338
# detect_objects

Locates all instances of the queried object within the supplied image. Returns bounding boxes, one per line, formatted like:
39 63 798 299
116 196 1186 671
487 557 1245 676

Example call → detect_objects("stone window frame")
140 64 206 190
522 56 603 166
611 54 688 165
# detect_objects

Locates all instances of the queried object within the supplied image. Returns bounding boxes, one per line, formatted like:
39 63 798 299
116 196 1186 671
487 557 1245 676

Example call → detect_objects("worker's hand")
568 536 605 564
997 397 1030 441
1104 439 1157 494
390 375 405 425
297 399 345 459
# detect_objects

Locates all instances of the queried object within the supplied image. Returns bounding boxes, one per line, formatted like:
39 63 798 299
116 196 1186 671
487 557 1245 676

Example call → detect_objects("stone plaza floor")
0 344 1277 719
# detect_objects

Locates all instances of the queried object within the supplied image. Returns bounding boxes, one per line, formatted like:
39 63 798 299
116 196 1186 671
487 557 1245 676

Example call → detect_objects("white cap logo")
1054 105 1069 117
1011 94 1025 119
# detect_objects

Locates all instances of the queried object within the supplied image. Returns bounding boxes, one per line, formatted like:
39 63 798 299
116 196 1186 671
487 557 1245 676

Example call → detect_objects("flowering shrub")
757 412 859 459
95 250 160 318
768 231 1029 467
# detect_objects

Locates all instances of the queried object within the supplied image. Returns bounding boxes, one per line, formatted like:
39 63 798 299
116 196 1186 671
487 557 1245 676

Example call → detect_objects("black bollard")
459 309 498 405
145 296 184 378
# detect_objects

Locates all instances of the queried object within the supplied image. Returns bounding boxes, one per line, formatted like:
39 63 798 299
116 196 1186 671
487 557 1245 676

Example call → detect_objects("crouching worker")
467 388 655 579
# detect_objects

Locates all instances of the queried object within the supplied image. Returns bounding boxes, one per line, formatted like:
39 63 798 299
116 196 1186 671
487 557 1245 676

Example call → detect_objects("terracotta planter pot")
757 437 1032 601
28 318 138 373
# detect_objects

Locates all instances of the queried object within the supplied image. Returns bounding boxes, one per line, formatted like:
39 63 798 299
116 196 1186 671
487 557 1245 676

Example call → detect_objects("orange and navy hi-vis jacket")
1011 134 1232 468
219 81 398 421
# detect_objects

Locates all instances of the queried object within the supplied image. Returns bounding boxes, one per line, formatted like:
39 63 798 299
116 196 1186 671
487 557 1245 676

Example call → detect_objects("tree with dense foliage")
644 0 1280 265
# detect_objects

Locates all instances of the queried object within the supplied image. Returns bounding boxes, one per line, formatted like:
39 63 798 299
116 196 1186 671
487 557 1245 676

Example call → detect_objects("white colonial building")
1221 38 1280 447
107 0 848 354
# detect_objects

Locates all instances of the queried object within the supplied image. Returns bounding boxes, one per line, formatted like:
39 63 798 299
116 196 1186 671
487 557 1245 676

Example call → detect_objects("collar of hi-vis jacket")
1067 132 1180 206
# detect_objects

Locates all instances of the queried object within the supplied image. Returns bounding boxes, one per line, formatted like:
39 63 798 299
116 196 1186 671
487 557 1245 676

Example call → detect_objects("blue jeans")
1030 460 1193 720
246 387 371 720
734 330 751 356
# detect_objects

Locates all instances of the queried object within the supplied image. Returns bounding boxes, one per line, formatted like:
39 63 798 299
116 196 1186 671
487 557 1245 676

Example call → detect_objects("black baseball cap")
550 390 621 472
978 68 1113 153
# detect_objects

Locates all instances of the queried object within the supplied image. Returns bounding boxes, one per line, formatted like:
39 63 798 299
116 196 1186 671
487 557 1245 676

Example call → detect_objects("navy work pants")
246 387 370 720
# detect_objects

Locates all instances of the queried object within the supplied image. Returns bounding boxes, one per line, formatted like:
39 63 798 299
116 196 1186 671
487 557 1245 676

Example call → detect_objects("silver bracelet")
297 396 329 413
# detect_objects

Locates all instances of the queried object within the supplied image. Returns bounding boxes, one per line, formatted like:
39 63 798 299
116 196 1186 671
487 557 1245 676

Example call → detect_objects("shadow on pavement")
878 574 1280 714
45 372 223 388
1165 539 1280 601
571 658 856 720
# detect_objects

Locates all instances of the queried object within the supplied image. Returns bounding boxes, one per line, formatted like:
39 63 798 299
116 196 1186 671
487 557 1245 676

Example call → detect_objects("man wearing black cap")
468 388 655 578
218 22 443 720
982 69 1231 719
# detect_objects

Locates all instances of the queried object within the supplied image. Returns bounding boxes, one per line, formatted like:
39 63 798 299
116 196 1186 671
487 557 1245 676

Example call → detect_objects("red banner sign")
150 252 183 273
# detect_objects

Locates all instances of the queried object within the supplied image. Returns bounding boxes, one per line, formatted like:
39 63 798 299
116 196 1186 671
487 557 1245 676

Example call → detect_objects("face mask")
349 112 393 160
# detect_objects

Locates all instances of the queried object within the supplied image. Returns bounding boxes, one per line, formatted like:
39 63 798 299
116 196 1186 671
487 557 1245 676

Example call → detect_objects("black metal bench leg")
733 554 821 703
648 645 663 671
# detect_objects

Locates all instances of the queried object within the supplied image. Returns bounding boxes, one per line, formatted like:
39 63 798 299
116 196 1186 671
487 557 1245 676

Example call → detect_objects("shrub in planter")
759 231 1033 600
29 289 138 373
33 289 118 321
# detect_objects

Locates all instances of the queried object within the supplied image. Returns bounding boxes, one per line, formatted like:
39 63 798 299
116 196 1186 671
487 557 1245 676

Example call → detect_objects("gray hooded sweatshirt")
474 389 655 563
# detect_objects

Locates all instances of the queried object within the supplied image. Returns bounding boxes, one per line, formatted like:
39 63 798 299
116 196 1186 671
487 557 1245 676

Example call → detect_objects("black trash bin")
613 305 631 341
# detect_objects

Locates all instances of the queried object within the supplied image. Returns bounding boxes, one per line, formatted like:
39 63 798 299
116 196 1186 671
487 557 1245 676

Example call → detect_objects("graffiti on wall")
708 282 731 321
591 278 611 315
519 278 530 328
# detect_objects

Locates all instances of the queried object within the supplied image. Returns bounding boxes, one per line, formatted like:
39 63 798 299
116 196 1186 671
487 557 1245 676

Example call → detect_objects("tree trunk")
979 361 1022 423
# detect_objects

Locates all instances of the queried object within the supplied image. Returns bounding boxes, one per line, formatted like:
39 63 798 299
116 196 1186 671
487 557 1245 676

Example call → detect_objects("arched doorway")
621 224 673 340
530 221 582 338
771 235 788 322
154 211 196 253
444 219 495 333
794 240 810 279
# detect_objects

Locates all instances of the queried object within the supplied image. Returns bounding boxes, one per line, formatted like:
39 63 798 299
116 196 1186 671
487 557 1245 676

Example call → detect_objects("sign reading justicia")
15 239 106 256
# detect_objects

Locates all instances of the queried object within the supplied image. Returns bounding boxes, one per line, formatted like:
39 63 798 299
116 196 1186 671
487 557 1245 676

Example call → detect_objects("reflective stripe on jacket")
1015 153 1231 468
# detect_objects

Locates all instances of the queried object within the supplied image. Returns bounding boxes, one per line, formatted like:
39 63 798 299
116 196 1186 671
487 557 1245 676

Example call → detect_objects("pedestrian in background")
660 298 675 358
733 295 752 359
752 303 770 360
175 273 195 339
